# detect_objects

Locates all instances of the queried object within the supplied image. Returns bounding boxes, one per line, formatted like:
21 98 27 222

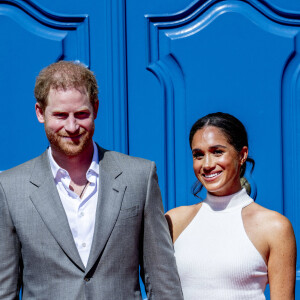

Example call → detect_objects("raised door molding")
145 2 300 283
0 0 90 64
0 0 90 170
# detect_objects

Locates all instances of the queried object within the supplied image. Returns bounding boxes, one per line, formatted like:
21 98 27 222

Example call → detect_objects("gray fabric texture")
0 145 183 300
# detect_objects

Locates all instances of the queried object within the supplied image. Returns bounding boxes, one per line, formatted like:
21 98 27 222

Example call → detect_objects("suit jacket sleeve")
0 181 21 299
141 162 183 299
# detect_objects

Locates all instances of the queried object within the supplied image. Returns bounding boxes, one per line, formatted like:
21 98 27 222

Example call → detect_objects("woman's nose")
203 155 214 170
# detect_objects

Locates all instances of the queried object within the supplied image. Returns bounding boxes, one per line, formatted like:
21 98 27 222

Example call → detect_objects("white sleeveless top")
174 189 268 299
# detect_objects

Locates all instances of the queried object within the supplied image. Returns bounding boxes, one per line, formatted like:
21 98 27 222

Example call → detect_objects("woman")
166 112 296 299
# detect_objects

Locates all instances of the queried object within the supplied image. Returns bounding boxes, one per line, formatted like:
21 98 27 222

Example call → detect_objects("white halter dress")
174 189 268 299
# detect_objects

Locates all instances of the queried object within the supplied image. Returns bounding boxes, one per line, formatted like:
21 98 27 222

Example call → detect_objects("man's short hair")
34 61 99 111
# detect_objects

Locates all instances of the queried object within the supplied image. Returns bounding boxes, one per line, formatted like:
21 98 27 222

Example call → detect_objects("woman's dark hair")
189 112 255 197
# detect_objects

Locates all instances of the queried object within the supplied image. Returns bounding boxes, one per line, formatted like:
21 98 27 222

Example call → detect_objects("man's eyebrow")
52 110 66 113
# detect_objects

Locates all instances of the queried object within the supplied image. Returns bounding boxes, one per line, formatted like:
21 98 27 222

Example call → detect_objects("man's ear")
35 103 45 123
93 99 99 119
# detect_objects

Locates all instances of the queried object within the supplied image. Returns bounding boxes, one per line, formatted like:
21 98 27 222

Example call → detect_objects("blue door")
0 0 117 168
0 0 299 298
125 0 300 298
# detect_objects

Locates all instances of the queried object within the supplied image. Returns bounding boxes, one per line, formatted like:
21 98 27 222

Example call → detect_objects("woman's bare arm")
267 213 296 300
165 204 201 243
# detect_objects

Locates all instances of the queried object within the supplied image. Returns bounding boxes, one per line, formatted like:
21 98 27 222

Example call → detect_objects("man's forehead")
46 87 90 110
49 85 88 95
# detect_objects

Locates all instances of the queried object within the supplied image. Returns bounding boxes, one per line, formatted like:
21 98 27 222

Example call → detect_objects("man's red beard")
45 125 95 157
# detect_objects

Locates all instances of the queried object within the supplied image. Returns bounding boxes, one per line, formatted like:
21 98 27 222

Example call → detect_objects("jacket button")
84 277 90 282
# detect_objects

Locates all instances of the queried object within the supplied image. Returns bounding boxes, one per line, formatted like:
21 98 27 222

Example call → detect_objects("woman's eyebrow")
192 145 227 152
209 145 227 149
192 148 202 152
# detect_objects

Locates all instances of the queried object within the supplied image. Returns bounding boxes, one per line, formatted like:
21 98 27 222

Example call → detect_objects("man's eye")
76 112 90 119
54 113 67 118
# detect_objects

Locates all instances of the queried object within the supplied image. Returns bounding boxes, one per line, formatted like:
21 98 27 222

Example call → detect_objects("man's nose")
65 116 79 133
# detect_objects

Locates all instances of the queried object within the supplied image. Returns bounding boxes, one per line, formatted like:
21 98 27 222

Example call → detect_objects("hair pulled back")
189 112 254 196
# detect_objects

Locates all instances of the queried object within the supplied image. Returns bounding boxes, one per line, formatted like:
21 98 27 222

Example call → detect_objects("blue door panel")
0 0 90 170
0 0 122 168
126 0 300 298
146 0 297 211
263 0 300 14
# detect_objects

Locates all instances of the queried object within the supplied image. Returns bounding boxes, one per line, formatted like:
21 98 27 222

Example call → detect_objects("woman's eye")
193 152 203 159
214 149 223 155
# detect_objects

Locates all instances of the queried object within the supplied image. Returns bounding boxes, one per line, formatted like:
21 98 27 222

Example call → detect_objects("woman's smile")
202 171 222 180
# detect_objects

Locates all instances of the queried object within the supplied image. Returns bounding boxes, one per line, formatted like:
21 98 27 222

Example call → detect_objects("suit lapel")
86 147 126 271
29 151 85 271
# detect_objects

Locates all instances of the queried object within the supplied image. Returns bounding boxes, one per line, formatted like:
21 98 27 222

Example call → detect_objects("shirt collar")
48 141 99 182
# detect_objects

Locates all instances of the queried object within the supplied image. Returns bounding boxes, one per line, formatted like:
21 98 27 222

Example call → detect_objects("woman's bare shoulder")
245 203 296 297
244 202 295 240
166 203 202 243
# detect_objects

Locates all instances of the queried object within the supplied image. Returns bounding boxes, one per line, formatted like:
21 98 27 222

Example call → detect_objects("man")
0 61 183 299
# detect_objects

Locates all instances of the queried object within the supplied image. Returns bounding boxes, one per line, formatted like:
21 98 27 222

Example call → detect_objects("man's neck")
51 143 94 185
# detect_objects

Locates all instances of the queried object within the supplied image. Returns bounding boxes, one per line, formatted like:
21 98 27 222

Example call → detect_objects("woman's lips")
202 171 222 181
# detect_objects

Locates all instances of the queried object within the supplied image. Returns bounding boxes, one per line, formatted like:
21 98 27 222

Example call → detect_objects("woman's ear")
240 146 248 166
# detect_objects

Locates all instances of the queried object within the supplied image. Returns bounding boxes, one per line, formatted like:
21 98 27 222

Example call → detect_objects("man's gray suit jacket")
0 146 183 299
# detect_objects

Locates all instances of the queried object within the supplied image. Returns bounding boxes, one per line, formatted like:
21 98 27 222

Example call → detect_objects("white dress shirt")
48 142 99 267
